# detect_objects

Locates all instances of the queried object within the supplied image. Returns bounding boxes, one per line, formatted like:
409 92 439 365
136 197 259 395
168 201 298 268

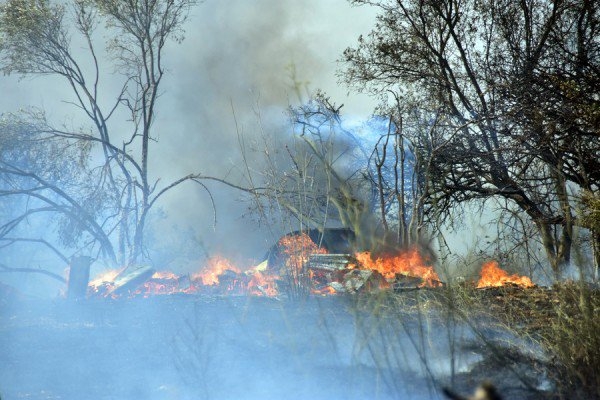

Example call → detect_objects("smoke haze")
0 0 378 282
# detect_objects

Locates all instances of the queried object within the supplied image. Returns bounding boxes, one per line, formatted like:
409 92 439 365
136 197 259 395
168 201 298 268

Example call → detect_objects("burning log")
67 256 92 300
108 265 156 296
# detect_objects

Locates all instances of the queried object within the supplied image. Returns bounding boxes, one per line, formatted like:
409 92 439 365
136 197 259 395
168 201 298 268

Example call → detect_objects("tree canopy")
342 0 600 274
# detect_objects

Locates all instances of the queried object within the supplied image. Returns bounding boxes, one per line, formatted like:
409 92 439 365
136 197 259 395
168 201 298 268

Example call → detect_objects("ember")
476 261 535 288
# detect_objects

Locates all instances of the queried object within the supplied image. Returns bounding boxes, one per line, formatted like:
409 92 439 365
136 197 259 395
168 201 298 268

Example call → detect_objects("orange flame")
140 271 183 296
353 248 442 287
88 269 120 294
247 271 278 296
151 271 179 280
89 269 119 286
192 256 241 286
278 233 328 273
312 285 337 295
86 244 448 298
476 261 535 288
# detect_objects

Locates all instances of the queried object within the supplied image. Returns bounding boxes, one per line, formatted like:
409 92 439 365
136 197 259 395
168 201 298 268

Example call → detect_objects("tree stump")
67 256 92 300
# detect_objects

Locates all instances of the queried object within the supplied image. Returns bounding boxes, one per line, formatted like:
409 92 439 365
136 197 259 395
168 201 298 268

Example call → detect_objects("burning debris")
84 233 536 299
353 249 443 288
336 269 389 293
191 256 240 286
110 265 156 296
476 261 535 289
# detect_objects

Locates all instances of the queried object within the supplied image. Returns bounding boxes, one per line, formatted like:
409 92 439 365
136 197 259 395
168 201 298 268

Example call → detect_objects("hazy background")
0 0 383 287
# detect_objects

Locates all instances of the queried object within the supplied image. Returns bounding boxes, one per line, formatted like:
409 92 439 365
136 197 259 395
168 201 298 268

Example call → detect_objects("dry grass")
349 281 600 399
450 281 600 398
541 281 600 399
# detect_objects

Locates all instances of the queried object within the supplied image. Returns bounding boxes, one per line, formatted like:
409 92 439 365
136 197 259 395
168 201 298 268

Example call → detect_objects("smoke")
0 295 486 400
0 0 379 289
146 0 378 267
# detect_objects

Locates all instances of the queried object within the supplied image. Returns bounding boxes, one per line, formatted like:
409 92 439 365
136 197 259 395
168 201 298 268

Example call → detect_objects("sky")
0 0 381 282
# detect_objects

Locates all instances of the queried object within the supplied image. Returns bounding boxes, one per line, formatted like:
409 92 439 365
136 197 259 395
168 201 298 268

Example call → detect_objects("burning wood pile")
85 232 535 299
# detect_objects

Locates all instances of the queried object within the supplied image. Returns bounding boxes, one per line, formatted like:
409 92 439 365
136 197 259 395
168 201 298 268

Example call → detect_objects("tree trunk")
67 256 92 300
536 219 570 278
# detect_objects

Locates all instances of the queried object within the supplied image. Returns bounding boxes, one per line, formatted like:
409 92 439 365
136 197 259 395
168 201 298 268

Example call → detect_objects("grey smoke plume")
145 0 378 268
0 0 377 286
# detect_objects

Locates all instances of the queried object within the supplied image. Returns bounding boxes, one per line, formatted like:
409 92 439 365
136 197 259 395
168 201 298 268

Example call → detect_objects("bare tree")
226 91 437 259
0 0 207 271
366 99 441 250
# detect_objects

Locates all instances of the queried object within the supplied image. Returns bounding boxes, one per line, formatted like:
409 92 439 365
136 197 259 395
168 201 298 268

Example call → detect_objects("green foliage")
579 190 600 234
0 0 71 76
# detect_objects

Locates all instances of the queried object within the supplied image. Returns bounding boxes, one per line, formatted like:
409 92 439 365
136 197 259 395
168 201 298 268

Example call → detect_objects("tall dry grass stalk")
541 281 600 399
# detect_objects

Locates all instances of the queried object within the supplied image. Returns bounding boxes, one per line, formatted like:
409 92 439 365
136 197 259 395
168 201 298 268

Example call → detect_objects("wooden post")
67 256 92 300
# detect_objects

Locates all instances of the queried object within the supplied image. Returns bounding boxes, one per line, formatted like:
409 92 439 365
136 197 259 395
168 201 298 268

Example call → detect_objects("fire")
278 233 327 274
152 271 179 280
247 271 278 296
139 271 184 296
192 256 241 286
88 269 120 294
353 248 442 287
86 240 448 298
476 261 535 288
89 269 120 286
87 256 270 298
274 233 328 292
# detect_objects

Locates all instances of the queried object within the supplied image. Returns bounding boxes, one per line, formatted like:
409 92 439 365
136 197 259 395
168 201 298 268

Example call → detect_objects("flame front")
476 261 534 288
353 248 442 287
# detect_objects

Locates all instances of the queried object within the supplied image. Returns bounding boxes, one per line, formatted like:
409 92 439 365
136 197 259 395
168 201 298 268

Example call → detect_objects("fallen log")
108 266 156 296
